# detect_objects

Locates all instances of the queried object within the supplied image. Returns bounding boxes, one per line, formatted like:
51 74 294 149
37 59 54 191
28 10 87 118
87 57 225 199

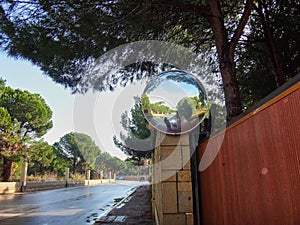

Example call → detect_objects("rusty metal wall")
197 82 300 225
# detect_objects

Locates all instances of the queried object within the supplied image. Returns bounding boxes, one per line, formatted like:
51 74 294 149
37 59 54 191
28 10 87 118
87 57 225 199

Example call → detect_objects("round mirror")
142 70 207 135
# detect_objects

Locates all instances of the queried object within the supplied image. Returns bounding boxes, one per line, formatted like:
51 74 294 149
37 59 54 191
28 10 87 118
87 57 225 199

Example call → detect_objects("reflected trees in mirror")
142 70 207 135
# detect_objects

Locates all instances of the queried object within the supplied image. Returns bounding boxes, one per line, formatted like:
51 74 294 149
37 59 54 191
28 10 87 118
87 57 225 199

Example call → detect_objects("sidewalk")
94 184 154 225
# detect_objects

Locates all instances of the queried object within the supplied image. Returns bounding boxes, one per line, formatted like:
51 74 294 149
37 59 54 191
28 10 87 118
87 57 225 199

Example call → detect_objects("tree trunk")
73 159 76 175
265 26 285 87
255 1 286 87
1 156 14 181
207 0 244 120
219 58 243 120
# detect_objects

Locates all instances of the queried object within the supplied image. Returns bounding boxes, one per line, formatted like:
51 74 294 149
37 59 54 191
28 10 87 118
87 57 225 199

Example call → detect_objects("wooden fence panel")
197 82 300 225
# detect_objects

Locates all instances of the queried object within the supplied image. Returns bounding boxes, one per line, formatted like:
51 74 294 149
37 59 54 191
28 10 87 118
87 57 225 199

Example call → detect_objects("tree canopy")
0 0 298 119
236 0 299 108
52 132 127 178
53 132 101 174
114 97 154 160
95 152 126 175
28 141 59 176
0 79 53 181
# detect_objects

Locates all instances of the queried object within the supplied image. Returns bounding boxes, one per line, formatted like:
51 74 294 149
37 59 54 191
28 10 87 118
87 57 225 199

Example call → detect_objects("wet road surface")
0 181 142 225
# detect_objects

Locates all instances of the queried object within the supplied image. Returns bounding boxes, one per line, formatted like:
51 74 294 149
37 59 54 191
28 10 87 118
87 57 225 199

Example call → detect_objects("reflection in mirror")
142 70 207 135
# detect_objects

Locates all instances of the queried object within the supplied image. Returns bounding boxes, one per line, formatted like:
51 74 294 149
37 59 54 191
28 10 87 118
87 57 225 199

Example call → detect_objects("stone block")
178 191 193 212
183 161 191 170
159 135 181 146
154 145 161 161
160 146 179 160
155 132 165 147
178 134 190 146
161 170 177 182
178 171 191 182
186 213 194 225
178 182 192 192
156 133 189 146
152 164 162 184
161 146 182 170
162 182 177 213
181 146 192 169
163 214 186 225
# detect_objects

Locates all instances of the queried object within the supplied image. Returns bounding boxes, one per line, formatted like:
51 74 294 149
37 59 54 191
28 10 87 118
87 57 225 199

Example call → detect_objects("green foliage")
236 0 299 108
0 0 128 89
0 1 249 117
150 101 175 114
51 144 70 176
53 132 101 174
114 97 153 160
0 80 53 181
141 94 150 112
118 165 139 176
95 152 126 175
0 78 128 180
48 133 128 178
142 94 176 115
1 87 53 137
0 1 298 118
107 157 126 173
0 107 12 132
118 158 149 177
177 97 194 120
95 152 111 172
27 141 57 176
129 97 151 139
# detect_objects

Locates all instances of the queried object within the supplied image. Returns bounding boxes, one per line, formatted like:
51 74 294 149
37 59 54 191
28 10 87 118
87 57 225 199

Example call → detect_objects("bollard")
86 169 91 186
65 167 70 187
20 161 28 192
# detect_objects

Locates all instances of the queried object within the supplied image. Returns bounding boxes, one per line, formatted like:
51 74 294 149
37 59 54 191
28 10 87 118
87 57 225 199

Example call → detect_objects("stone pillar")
86 169 91 185
152 132 194 225
20 161 28 192
65 167 70 187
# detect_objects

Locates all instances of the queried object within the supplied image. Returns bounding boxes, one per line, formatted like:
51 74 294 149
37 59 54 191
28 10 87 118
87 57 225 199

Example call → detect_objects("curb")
101 185 139 217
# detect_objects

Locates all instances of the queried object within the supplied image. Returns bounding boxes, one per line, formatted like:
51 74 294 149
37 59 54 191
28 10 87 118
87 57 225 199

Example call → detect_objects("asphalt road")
0 181 143 225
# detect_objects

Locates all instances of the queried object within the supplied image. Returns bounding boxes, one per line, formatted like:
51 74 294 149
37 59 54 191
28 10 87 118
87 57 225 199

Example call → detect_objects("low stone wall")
0 182 20 194
0 179 115 194
84 179 115 186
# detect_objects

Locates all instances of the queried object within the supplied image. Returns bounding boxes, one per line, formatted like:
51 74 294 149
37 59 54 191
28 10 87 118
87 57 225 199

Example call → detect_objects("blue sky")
147 79 201 110
0 52 130 160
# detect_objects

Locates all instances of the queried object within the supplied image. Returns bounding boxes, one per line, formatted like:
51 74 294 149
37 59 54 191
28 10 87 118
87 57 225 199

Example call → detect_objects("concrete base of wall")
0 179 115 194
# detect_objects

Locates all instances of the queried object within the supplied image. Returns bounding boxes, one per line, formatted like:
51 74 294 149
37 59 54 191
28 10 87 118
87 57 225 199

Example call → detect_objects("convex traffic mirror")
142 70 207 135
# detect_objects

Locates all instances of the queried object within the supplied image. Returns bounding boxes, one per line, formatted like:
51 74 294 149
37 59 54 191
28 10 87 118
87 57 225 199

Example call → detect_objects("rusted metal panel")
197 84 300 225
